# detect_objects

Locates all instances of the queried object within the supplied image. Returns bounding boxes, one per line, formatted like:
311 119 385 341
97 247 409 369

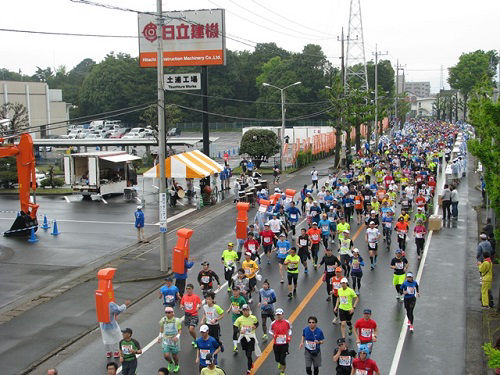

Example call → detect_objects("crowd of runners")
99 120 471 375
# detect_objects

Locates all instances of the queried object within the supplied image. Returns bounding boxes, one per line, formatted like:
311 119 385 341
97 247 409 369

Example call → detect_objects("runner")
390 249 409 301
233 268 250 302
339 230 354 277
243 232 261 263
336 217 350 248
330 267 344 324
334 278 358 338
307 223 322 270
158 277 181 309
300 316 325 375
197 262 221 298
201 292 225 351
318 213 332 250
200 353 226 375
351 346 380 375
286 201 301 236
259 223 276 265
320 248 341 301
242 252 259 303
354 309 378 353
297 228 311 273
413 219 427 260
118 328 142 375
365 221 381 270
234 304 260 375
179 283 202 347
221 243 239 291
354 192 364 225
381 210 394 249
349 249 364 295
311 166 319 191
158 306 182 373
284 247 300 299
395 216 409 251
269 308 292 375
276 233 291 283
196 325 221 372
332 338 356 375
402 272 420 331
258 279 276 341
228 286 247 352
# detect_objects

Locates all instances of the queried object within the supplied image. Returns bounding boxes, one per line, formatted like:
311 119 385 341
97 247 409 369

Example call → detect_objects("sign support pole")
201 65 210 156
156 0 168 271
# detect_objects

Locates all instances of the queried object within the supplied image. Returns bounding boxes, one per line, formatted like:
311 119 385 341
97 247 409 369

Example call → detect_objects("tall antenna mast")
345 0 369 92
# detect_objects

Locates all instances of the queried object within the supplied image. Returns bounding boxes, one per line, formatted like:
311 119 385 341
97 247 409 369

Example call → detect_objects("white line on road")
64 196 70 203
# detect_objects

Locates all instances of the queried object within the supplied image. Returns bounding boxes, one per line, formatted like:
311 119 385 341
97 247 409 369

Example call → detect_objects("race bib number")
339 356 352 366
258 204 267 213
355 200 361 205
396 262 404 270
339 296 348 305
200 349 210 359
241 326 252 334
398 233 405 239
184 302 193 310
248 244 256 251
355 369 368 375
279 247 287 254
290 214 297 220
406 286 415 295
361 328 372 338
416 232 424 238
232 304 240 313
275 334 287 344
327 265 335 273
122 344 133 355
264 237 272 244
305 340 316 351
369 242 376 249
333 282 341 290
329 217 335 222
300 239 307 246
352 261 360 269
201 276 210 284
311 211 317 217
245 268 252 275
346 203 352 207
364 195 370 201
322 226 329 232
385 222 392 228
312 234 319 241
164 295 174 303
288 263 298 270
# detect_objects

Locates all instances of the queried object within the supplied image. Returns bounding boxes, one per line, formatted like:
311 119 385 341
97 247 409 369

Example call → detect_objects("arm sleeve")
270 291 277 304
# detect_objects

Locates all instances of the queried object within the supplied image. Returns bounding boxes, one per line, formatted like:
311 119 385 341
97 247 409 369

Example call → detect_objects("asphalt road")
32 159 472 375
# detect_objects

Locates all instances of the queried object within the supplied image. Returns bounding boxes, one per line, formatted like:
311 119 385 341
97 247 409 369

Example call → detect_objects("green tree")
239 129 280 167
448 49 499 120
0 157 17 188
32 66 54 82
468 82 500 226
344 88 374 151
0 103 29 136
139 104 182 141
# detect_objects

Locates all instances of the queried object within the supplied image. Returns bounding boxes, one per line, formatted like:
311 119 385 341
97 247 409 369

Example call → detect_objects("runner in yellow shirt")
242 252 259 303
284 247 300 299
334 278 358 339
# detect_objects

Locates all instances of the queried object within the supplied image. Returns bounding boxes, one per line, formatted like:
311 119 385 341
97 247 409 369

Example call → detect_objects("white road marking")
64 196 70 203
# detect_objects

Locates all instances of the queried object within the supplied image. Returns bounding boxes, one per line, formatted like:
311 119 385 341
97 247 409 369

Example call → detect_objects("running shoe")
293 289 297 296
409 325 414 332
280 279 284 283
227 287 231 292
326 296 331 302
262 334 268 341
278 363 282 369
233 344 238 352
288 293 293 299
173 364 180 373
192 341 197 348
113 351 120 358
106 352 112 358
304 268 308 273
168 362 175 372
248 298 253 303
348 326 353 335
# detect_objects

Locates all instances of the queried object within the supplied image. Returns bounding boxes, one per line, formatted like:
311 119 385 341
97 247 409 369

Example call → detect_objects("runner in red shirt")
351 347 380 375
243 232 260 261
307 223 322 269
180 283 202 347
354 194 364 225
383 173 393 189
395 218 409 251
259 223 276 264
269 308 292 374
354 309 378 353
330 267 344 324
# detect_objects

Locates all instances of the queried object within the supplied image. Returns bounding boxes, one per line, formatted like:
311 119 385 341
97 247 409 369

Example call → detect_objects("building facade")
0 80 70 138
404 81 431 98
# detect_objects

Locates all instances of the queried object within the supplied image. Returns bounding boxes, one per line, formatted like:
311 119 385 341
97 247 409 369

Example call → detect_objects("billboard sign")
138 9 226 67
164 73 201 90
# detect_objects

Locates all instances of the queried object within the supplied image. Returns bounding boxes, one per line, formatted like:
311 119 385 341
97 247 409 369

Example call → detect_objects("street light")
262 81 302 172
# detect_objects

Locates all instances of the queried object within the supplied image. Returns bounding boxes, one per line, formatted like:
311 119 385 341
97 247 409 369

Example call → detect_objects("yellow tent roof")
143 150 224 178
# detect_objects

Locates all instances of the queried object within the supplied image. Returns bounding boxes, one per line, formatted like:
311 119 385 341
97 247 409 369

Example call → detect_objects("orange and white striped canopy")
143 150 224 179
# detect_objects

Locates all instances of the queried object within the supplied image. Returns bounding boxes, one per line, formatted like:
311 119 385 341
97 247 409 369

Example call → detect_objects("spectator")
478 251 493 308
477 234 494 262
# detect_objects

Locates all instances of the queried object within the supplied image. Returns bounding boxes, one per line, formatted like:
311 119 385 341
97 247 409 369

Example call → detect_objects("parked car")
110 128 127 138
122 132 142 139
85 133 103 139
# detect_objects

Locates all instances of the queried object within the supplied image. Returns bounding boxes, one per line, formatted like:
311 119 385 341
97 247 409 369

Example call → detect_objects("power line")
226 0 332 39
0 28 136 38
208 0 335 41
172 90 330 106
249 0 336 37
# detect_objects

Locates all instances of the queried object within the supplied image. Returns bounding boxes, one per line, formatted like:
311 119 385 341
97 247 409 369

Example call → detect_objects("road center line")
251 222 366 374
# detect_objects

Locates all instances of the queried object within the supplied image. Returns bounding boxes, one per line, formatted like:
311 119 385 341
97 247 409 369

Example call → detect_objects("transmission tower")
345 0 369 92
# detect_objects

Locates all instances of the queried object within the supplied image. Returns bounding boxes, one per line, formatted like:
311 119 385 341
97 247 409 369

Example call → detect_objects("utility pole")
373 44 388 149
156 0 168 272
345 0 369 92
395 60 399 127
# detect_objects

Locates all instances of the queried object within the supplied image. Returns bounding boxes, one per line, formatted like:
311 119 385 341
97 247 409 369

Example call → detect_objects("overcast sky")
2 0 499 93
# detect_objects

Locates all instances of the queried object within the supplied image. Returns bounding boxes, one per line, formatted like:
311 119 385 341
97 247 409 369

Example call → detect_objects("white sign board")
159 192 167 232
138 9 226 67
164 73 201 90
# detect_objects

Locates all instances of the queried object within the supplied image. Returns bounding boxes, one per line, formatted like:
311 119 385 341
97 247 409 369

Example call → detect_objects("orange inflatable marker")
95 267 117 323
269 193 281 205
236 202 250 240
285 189 296 200
257 199 270 213
172 228 194 274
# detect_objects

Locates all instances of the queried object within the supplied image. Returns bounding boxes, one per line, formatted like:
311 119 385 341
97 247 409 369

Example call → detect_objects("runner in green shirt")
158 306 182 372
227 286 247 352
333 278 358 339
221 243 239 292
284 247 300 300
234 305 259 374
119 328 142 374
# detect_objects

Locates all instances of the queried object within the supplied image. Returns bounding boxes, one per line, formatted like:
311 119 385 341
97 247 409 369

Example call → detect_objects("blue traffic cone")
28 227 39 243
51 220 60 236
41 215 50 230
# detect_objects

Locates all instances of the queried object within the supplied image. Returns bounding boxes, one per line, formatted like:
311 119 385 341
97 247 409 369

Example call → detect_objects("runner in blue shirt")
401 272 420 332
300 316 325 375
158 277 181 308
318 214 331 250
276 234 291 283
196 325 221 370
285 201 301 236
259 280 277 341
